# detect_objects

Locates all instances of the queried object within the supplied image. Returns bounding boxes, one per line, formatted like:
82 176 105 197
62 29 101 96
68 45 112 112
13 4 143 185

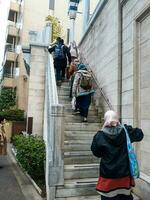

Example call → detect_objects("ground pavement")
0 145 44 200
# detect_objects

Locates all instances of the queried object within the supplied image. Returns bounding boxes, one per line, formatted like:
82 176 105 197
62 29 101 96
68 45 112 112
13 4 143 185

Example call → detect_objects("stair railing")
80 53 113 110
43 24 64 200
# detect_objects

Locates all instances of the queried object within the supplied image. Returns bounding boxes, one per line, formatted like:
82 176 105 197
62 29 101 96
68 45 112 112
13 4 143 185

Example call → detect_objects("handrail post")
48 105 64 193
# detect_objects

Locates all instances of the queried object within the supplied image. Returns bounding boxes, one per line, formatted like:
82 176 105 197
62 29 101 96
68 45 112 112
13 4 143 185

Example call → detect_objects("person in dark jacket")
91 110 144 200
48 37 71 86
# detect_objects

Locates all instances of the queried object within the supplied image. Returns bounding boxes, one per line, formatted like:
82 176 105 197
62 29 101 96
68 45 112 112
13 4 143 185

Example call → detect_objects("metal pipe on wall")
82 0 90 34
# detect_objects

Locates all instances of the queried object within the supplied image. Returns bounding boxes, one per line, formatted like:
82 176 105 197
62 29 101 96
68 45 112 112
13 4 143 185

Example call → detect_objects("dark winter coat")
48 44 71 67
91 124 144 179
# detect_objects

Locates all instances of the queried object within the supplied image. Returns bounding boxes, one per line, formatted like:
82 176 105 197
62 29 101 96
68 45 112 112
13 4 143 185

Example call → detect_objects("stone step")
58 89 70 96
56 178 97 198
65 140 92 145
65 115 100 123
65 131 95 141
64 108 100 117
59 95 71 101
60 82 70 87
56 195 100 200
65 109 99 117
64 164 99 180
64 140 92 151
56 194 139 200
64 109 101 115
59 99 71 104
64 144 91 152
64 151 99 164
64 104 97 111
65 122 101 131
64 130 97 137
57 85 70 91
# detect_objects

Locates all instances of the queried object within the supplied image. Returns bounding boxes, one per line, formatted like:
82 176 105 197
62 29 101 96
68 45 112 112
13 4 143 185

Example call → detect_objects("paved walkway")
0 145 44 200
0 155 25 200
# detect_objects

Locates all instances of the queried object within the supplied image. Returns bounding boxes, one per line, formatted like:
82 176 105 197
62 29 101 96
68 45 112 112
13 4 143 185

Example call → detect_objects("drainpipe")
118 0 123 122
82 0 90 34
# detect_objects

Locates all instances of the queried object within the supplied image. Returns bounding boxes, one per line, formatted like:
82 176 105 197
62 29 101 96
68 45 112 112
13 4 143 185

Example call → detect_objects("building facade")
0 0 23 93
0 0 50 112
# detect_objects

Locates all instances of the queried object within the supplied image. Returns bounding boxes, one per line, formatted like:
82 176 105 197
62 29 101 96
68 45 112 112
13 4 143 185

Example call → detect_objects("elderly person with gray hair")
91 110 144 200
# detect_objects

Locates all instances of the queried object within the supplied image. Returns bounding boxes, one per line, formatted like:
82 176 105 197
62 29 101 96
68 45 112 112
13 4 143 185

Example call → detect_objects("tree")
0 88 16 111
46 15 62 42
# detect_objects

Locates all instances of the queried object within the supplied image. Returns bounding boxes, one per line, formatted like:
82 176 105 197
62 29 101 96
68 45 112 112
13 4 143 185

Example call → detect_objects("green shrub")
0 109 25 121
13 135 46 181
0 88 16 110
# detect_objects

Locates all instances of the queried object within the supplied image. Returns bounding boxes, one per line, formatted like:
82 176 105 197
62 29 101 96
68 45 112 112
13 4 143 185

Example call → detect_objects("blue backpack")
54 44 65 59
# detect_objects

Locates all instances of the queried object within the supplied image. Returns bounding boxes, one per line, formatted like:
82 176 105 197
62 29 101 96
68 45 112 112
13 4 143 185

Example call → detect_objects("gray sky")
0 0 10 69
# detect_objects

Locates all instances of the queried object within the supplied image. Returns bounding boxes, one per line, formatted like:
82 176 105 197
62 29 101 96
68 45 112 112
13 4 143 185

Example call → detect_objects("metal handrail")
6 43 16 52
3 73 15 78
80 53 113 110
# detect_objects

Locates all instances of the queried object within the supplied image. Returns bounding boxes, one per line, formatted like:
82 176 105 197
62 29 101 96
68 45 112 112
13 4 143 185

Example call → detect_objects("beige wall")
17 0 49 111
79 0 150 198
53 0 69 41
21 0 49 47
121 1 150 199
79 0 120 111
27 46 47 136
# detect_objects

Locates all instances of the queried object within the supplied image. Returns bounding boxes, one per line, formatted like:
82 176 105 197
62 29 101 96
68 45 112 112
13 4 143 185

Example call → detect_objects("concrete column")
27 24 51 136
27 45 47 136
82 0 90 34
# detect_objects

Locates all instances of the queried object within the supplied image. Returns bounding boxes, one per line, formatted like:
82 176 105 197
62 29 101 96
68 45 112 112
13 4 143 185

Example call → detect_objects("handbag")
122 124 139 178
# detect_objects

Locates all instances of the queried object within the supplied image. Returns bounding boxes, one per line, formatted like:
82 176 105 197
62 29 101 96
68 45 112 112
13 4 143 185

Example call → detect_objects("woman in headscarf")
69 40 79 62
91 110 144 200
72 64 95 122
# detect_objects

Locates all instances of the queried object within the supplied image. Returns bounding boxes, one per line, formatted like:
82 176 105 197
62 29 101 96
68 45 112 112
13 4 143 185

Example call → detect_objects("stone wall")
121 1 150 199
79 0 150 198
79 0 120 112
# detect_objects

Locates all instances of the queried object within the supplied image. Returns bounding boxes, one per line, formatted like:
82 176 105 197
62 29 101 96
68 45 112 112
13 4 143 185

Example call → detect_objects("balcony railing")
6 43 16 52
5 44 18 62
3 73 15 78
8 24 18 37
10 1 20 12
1 76 17 88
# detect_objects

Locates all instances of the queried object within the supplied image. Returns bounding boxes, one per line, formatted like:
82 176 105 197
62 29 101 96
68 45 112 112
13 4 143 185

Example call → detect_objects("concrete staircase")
56 82 101 199
55 81 140 200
